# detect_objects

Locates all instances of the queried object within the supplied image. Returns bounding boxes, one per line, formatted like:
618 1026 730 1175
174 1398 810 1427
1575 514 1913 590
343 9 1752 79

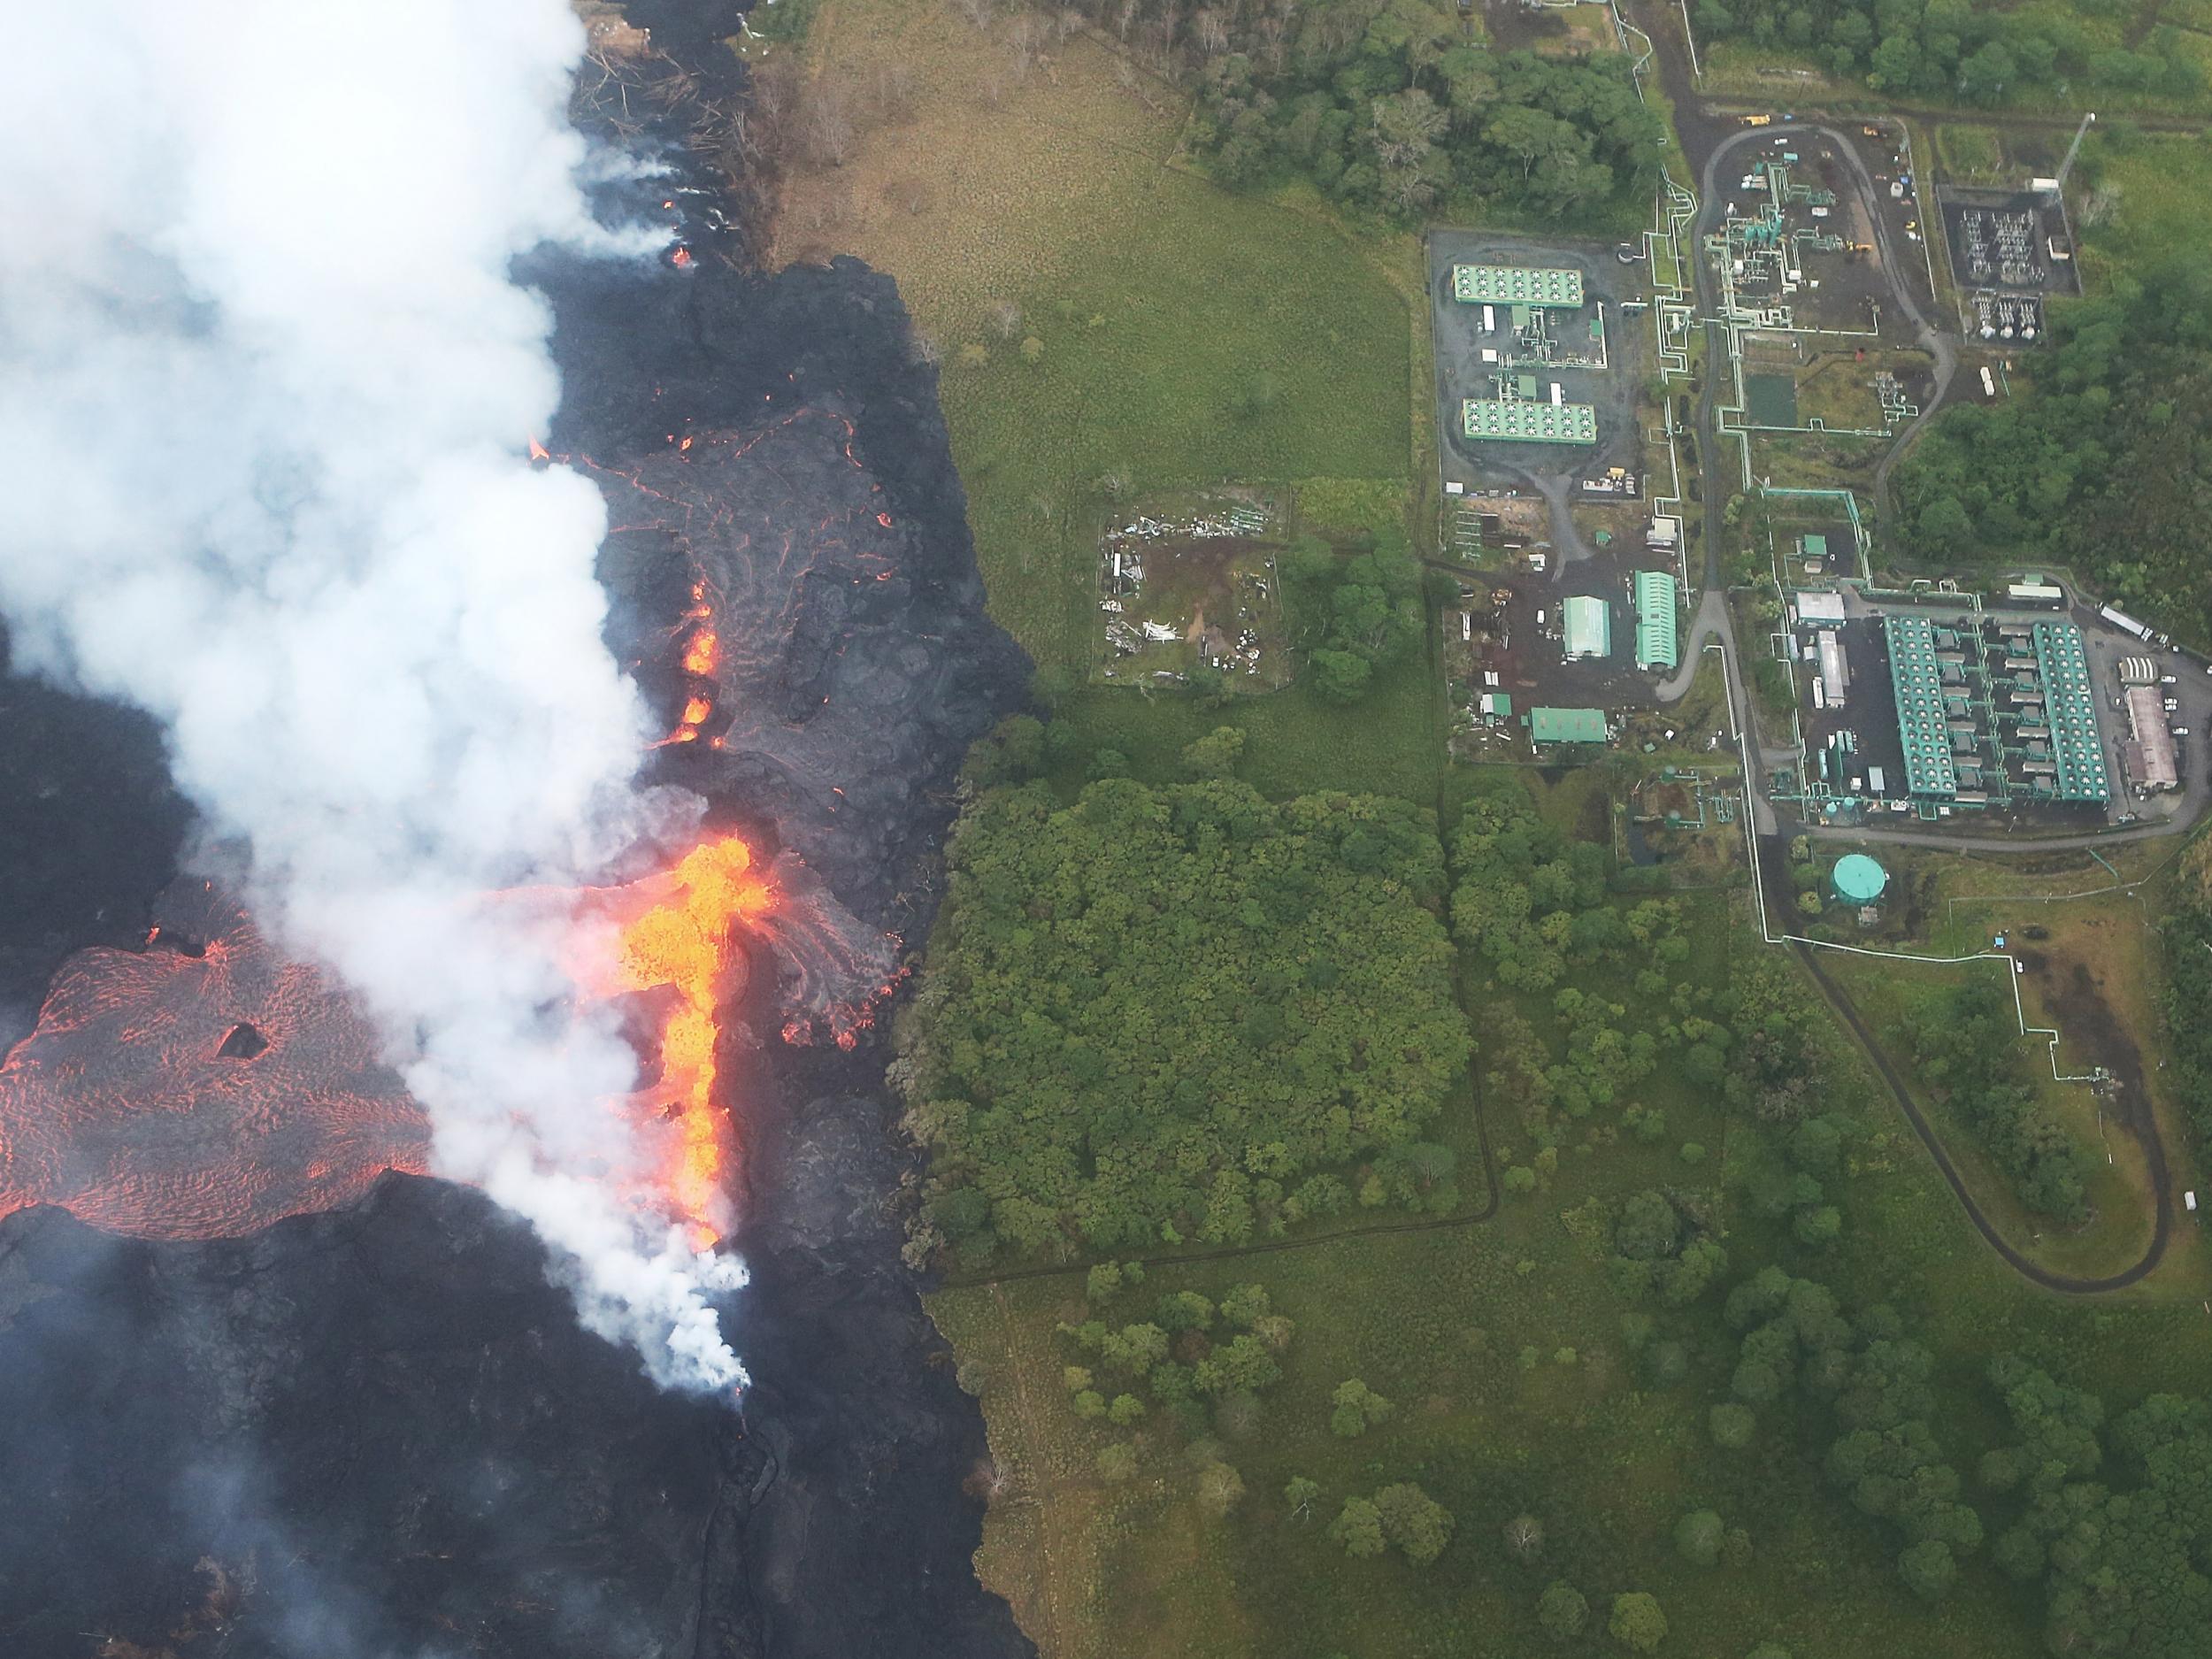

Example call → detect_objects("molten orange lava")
0 833 788 1249
682 629 720 676
528 435 550 463
603 835 774 1244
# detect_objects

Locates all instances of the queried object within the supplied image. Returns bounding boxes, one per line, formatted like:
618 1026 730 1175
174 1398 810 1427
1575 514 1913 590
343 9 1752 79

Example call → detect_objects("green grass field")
1817 950 2158 1285
1044 645 1441 803
1935 123 2007 183
943 225 1411 673
2076 128 2212 290
776 0 1413 680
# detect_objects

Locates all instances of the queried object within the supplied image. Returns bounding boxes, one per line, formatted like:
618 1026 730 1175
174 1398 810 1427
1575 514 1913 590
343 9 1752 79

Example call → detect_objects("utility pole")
2043 111 2095 198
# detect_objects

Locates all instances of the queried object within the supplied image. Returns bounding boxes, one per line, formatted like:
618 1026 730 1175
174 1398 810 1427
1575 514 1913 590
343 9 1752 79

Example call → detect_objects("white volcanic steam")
0 2 749 1390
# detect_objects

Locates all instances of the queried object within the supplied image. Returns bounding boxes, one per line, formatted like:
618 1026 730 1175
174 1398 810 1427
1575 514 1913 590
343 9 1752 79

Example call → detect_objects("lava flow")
657 580 722 746
0 881 428 1240
0 835 787 1247
591 833 773 1245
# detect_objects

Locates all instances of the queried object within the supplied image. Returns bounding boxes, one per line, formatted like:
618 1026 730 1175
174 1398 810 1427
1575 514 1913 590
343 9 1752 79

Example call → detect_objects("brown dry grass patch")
770 0 1182 338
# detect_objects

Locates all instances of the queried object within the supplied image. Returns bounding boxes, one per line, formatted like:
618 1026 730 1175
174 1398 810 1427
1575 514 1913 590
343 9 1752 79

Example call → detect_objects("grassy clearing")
733 0 819 58
1044 643 1441 803
1542 3 1626 58
2075 129 2212 292
1935 123 2007 183
1698 42 1854 104
1917 867 2212 1295
1818 951 2158 1285
1795 349 1932 433
777 0 1413 674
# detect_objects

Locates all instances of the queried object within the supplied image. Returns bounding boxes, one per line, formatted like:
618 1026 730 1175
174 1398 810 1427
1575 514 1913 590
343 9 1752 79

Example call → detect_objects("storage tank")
1832 853 1888 905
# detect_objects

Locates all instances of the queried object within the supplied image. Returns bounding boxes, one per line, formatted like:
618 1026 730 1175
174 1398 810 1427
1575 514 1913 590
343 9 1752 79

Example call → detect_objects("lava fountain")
588 833 773 1246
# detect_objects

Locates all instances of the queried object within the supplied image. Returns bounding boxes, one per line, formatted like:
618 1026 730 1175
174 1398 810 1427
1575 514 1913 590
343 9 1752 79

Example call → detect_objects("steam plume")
0 1 748 1388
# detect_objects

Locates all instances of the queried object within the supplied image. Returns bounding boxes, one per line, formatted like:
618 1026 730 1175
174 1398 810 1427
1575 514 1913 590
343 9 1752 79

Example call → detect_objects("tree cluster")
1975 1358 2212 1656
1716 956 1826 1125
1607 1187 1730 1307
1723 1267 1983 1598
1058 0 1665 221
1279 529 1423 703
1732 1107 1855 1248
2160 884 2212 1154
1061 1278 1296 1453
1692 0 2202 105
1329 1481 1454 1564
1450 787 1689 994
1905 979 2089 1224
902 780 1471 1257
1892 261 2212 646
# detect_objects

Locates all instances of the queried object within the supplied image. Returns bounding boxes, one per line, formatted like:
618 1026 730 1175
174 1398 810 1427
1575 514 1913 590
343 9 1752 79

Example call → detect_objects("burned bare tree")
798 77 858 169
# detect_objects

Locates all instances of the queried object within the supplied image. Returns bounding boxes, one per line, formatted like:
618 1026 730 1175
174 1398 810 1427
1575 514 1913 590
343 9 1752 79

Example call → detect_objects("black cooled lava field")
0 39 1036 1657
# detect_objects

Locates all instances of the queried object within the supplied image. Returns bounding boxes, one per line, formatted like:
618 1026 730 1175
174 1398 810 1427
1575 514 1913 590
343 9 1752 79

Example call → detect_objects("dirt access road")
1751 838 2175 1291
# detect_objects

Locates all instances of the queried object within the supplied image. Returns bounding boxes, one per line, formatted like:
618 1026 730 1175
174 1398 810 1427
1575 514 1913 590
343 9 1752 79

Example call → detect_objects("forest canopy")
1692 0 2202 105
1890 260 2212 644
899 780 1471 1259
1054 0 1665 221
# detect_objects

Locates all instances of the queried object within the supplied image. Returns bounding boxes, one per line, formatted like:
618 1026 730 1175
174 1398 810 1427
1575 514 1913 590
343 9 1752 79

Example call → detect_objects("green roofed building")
1463 400 1597 444
2029 620 2111 803
1885 616 1957 798
1633 570 1678 671
1453 265 1585 308
1530 707 1608 745
1563 595 1611 660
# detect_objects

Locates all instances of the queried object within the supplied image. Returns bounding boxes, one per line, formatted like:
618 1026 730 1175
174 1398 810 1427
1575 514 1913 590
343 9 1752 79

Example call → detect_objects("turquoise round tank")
1832 853 1888 904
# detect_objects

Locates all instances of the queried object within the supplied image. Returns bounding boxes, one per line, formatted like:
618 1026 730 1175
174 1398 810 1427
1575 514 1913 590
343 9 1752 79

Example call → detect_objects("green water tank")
1832 853 1888 905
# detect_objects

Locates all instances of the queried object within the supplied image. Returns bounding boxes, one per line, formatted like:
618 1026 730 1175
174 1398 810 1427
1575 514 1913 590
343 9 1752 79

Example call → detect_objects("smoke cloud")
0 2 748 1389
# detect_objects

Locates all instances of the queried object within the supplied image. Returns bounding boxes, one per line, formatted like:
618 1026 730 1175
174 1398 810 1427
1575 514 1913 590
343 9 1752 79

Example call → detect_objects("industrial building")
1816 630 1849 706
1453 265 1585 308
1633 571 1678 671
1529 707 1608 746
1884 616 1959 799
2029 620 2110 803
1563 595 1612 661
2124 686 2179 793
1793 590 1846 627
1865 613 2110 813
1462 398 1597 445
